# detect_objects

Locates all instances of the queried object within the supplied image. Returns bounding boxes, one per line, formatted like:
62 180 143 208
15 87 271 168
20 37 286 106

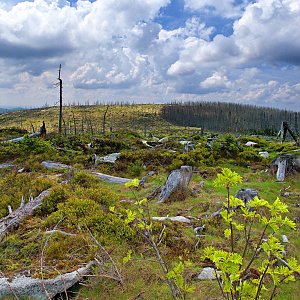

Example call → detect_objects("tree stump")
272 154 299 181
157 166 192 203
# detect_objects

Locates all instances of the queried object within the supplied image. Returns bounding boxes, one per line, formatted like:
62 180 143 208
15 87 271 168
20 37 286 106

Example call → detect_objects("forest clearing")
0 103 299 299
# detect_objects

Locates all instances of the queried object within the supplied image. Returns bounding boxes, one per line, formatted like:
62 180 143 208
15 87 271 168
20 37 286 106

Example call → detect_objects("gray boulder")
235 188 260 205
197 267 220 280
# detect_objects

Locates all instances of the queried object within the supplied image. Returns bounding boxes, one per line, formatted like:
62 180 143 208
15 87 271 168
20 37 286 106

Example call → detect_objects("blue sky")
0 0 299 111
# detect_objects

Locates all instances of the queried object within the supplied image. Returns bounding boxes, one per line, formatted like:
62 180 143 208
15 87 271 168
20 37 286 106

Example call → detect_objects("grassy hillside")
0 109 299 299
0 104 177 136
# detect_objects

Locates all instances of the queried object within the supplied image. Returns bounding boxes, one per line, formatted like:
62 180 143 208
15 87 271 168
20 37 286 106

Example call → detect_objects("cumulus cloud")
0 0 299 110
184 0 248 18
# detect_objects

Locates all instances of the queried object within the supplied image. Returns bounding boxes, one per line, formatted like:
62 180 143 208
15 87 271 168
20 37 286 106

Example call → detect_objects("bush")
39 185 69 216
71 171 101 188
237 149 262 166
127 160 144 176
20 135 55 154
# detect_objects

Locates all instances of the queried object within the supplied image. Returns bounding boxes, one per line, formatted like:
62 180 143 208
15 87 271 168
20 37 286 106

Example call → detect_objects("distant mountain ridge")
0 107 24 114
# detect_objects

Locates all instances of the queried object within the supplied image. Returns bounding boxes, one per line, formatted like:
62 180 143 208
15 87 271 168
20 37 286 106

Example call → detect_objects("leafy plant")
203 168 300 300
121 178 191 300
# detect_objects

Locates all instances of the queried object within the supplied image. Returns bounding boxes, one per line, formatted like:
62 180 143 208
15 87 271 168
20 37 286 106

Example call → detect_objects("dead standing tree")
278 121 299 145
102 105 109 134
54 64 63 134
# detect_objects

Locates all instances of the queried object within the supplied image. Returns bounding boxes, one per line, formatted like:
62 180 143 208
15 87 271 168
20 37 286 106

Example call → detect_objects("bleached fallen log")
0 162 15 169
41 161 71 170
8 132 40 143
92 172 131 184
0 261 95 300
0 189 52 240
152 216 191 223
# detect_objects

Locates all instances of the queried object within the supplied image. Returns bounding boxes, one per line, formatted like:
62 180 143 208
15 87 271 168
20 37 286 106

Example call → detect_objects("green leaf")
213 168 243 189
124 178 140 188
269 198 288 216
224 228 231 239
123 250 132 264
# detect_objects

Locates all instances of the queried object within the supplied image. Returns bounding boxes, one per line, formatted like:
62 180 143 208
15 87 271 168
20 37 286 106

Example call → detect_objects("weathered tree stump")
272 154 299 181
157 166 192 203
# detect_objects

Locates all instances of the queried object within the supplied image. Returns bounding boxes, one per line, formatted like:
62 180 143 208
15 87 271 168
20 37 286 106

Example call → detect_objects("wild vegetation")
0 104 299 299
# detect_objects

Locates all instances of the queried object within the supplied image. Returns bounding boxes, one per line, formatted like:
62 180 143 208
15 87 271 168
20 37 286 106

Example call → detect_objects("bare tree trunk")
72 111 77 135
102 105 109 134
58 64 63 134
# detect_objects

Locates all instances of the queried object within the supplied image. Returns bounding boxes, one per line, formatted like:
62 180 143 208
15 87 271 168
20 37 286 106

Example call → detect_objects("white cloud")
184 0 247 18
200 72 232 89
0 0 299 110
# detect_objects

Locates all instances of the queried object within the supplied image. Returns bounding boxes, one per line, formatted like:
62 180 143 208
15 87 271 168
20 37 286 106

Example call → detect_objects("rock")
157 166 192 203
41 161 71 170
211 209 222 218
259 151 269 159
179 141 195 152
147 171 156 177
199 181 205 189
245 141 257 147
194 225 205 235
282 235 289 243
197 267 220 280
235 188 260 205
92 153 120 164
152 216 191 223
0 262 95 299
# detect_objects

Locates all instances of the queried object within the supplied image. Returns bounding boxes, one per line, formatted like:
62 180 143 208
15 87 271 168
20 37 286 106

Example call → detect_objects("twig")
86 227 123 285
156 224 166 246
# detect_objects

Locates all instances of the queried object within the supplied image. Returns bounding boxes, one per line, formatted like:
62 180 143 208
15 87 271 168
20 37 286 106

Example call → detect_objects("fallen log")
41 162 133 184
8 132 40 143
92 172 131 184
41 161 71 170
0 189 51 240
0 181 68 241
0 261 95 300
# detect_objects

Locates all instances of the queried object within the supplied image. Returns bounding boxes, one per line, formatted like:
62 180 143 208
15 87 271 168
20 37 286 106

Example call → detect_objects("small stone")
194 225 205 235
199 181 205 189
197 267 220 280
282 235 289 243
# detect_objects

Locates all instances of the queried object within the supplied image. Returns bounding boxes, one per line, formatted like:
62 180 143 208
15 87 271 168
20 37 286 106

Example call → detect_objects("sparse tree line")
161 101 300 135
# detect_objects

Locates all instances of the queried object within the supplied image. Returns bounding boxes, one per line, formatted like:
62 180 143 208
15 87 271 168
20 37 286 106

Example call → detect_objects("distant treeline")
161 102 300 135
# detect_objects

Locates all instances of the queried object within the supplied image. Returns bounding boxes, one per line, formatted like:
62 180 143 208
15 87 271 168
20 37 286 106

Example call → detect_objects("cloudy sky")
0 0 299 110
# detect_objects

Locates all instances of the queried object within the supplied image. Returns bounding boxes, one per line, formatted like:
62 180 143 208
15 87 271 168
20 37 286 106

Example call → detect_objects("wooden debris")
0 261 95 299
157 166 192 203
272 154 299 181
92 172 131 184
